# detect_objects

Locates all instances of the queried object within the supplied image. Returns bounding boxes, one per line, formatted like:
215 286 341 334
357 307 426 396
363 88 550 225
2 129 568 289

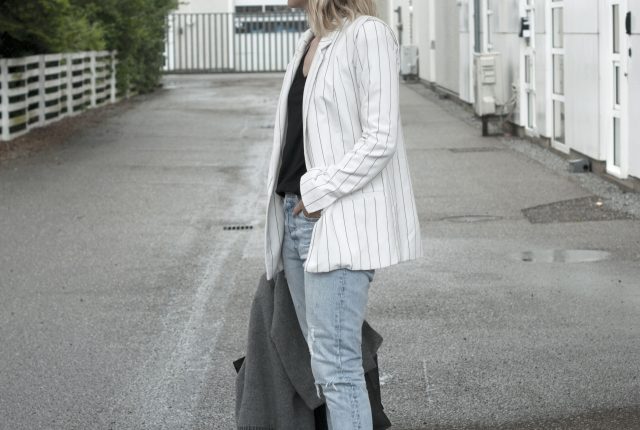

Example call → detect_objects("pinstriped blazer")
264 15 423 280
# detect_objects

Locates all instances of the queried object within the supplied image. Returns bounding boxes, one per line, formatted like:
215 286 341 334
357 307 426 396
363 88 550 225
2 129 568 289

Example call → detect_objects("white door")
602 0 629 178
519 0 536 134
428 0 436 82
546 0 566 152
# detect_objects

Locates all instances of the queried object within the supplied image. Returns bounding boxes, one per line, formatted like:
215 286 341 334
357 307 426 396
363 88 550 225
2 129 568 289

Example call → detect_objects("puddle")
440 215 503 223
514 249 612 263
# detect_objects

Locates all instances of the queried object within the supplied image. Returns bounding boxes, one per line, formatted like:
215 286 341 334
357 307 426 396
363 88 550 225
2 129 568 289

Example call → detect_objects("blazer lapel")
267 29 314 191
268 23 343 190
302 27 342 167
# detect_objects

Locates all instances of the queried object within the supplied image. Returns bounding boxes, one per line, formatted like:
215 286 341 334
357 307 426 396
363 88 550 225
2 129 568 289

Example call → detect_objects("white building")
379 0 640 186
173 0 291 14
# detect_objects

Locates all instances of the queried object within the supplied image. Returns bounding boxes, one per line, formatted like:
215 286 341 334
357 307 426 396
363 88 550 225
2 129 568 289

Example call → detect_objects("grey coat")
234 271 391 430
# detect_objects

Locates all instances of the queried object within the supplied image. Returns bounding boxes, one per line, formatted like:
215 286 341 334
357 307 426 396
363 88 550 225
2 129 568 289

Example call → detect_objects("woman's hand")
293 199 322 218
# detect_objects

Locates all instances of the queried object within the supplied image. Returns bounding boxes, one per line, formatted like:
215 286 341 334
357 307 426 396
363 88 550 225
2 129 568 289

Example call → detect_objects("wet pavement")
0 74 639 429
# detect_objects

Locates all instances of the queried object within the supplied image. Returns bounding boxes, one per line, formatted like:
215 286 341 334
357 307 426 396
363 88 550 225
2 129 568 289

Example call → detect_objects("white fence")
164 12 308 73
0 51 117 141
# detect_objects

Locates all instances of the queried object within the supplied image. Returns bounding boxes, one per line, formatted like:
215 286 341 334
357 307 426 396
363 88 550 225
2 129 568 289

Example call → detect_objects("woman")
263 0 423 428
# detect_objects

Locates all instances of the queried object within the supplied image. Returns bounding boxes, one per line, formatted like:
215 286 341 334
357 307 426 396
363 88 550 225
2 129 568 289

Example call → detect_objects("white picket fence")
0 51 117 141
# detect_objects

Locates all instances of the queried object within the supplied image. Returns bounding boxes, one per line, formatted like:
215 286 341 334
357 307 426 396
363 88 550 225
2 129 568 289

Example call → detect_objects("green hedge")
0 0 178 94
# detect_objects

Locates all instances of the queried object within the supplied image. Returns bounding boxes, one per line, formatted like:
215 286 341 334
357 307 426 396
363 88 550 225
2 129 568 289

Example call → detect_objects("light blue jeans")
281 192 375 430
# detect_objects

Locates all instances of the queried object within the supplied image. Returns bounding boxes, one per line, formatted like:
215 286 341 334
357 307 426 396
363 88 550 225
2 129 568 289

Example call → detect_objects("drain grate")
522 196 637 223
223 225 254 231
514 249 611 263
448 147 504 153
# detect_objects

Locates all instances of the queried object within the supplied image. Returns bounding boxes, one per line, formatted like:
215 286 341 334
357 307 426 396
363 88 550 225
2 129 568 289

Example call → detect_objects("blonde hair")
307 0 378 38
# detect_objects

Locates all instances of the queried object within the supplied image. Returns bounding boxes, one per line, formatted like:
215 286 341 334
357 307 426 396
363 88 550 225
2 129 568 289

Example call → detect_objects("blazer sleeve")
299 18 400 214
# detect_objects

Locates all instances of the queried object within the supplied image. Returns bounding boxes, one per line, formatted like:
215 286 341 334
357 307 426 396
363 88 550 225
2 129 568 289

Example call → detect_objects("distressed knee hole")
307 326 315 357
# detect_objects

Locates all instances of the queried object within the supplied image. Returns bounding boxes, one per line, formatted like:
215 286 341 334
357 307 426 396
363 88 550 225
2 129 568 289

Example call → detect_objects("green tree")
0 0 104 57
0 0 177 94
73 0 178 93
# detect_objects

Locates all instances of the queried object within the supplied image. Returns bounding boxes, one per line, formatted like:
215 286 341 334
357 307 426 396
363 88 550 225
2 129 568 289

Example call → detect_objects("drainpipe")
394 6 403 46
409 0 413 45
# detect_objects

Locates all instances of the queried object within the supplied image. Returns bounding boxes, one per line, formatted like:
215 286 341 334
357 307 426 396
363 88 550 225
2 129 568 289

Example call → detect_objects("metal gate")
163 11 308 73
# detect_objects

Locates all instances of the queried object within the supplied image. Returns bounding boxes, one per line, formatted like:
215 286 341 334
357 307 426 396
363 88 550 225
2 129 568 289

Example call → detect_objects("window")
474 0 482 53
234 12 307 34
612 4 620 53
614 64 620 106
554 100 565 144
486 0 493 50
265 5 289 12
549 1 565 147
528 93 535 129
552 8 563 48
613 117 621 167
235 6 263 13
553 54 564 95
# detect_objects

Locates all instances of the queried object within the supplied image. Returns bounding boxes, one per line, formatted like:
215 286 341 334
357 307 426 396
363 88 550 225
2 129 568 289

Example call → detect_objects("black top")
275 46 309 198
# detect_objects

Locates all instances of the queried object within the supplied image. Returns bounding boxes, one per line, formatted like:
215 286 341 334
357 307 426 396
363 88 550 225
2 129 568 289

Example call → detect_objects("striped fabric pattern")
264 15 423 280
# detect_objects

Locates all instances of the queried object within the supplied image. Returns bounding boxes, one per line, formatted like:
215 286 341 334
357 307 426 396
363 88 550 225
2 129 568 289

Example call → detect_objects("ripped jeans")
281 192 374 430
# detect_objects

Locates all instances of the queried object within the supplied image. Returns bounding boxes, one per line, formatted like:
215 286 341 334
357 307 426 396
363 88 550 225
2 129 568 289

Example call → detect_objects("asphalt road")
0 74 639 429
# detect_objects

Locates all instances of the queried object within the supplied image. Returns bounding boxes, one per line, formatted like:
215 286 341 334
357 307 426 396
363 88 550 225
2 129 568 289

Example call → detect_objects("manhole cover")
513 249 612 263
440 215 503 223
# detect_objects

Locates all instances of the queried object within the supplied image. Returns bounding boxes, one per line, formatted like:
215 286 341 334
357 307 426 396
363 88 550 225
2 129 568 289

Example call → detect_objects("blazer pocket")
337 190 389 263
349 190 396 265
342 190 387 224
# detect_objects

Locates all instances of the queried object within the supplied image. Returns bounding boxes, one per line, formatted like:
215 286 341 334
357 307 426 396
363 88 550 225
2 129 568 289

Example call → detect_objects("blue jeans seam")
284 198 372 429
337 269 345 377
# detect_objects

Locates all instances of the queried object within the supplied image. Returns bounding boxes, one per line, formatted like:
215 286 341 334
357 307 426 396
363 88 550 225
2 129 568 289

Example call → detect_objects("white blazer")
264 15 423 280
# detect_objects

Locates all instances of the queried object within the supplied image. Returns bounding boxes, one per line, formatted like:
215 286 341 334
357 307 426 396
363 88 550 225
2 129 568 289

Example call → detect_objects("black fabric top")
275 45 309 198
